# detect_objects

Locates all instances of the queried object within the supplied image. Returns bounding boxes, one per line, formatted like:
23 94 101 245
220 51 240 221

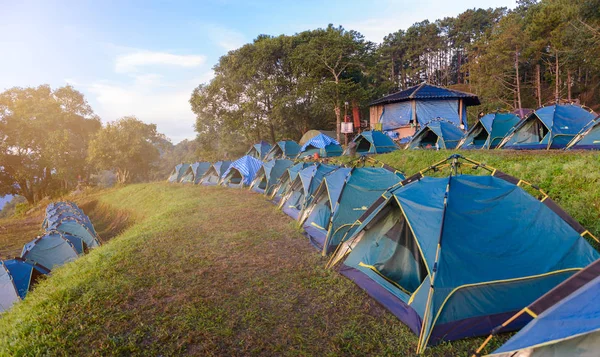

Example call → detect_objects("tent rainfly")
180 162 212 184
299 130 337 146
457 113 520 149
347 131 399 155
407 119 465 150
566 115 600 150
200 161 232 186
220 156 263 188
269 162 315 204
475 259 600 357
46 216 101 249
300 166 404 255
0 258 50 312
21 231 82 270
167 163 190 183
246 141 272 160
498 104 597 150
297 134 343 158
264 140 301 161
328 155 599 353
250 159 293 195
279 163 339 220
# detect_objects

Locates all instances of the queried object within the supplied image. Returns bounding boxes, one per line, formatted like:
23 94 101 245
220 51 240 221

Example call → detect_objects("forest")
190 0 600 157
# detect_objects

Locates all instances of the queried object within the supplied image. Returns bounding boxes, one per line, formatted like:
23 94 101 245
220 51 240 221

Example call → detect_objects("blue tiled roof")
370 83 480 106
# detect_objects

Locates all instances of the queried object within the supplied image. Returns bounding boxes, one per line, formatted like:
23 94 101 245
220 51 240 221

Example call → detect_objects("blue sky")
1 0 514 143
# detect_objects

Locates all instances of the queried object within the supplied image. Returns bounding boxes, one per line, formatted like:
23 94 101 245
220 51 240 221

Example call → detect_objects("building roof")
370 83 480 106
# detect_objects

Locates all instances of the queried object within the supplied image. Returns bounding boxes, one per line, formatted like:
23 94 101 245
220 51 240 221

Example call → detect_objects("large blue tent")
264 140 301 160
279 163 339 219
0 258 49 312
300 167 404 255
220 156 263 188
250 159 293 195
499 104 597 149
21 231 82 270
566 115 600 150
200 161 232 186
297 134 343 158
371 83 478 131
483 259 600 357
407 119 465 150
458 113 520 149
348 131 398 155
329 156 599 353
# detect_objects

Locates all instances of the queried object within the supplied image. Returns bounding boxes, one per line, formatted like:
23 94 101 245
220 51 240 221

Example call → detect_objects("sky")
1 0 515 144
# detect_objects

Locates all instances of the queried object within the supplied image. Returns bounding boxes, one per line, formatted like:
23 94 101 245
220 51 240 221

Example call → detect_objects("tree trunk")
555 51 560 101
567 69 572 101
269 123 276 144
536 64 542 107
335 105 341 143
457 49 462 84
515 48 523 115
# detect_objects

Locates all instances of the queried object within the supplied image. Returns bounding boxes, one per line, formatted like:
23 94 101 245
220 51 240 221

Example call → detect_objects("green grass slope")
0 183 492 356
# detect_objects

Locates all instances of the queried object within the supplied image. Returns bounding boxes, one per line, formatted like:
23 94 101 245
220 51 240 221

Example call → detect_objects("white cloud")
115 51 206 73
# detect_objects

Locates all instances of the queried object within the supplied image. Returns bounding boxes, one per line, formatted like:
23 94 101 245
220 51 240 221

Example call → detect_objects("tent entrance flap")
415 130 439 149
356 138 372 153
357 202 428 295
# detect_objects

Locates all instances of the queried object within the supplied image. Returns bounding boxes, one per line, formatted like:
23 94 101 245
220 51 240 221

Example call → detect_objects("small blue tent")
407 119 465 150
46 216 101 249
167 163 190 182
180 162 212 184
250 159 293 195
297 134 343 158
348 131 398 155
300 167 404 255
279 163 339 219
220 156 263 188
0 258 49 312
264 140 301 160
499 104 597 149
200 161 231 186
246 141 272 159
458 113 521 149
269 162 315 204
21 231 82 270
329 157 599 353
566 115 600 150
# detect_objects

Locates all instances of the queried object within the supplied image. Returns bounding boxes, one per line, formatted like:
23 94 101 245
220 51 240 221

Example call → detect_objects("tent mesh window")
517 118 549 144
363 202 428 294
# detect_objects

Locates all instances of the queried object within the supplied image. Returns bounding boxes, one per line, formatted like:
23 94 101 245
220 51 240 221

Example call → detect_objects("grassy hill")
0 150 598 356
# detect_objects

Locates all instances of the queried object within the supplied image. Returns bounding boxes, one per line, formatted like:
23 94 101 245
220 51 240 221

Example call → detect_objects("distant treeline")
191 0 600 157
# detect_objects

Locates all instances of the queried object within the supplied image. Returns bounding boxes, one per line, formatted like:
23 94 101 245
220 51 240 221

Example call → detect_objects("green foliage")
87 116 163 183
0 85 101 204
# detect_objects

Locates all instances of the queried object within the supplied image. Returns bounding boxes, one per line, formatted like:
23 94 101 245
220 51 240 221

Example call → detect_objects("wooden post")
458 99 463 126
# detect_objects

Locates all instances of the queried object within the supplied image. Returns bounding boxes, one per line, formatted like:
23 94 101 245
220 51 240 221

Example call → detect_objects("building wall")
370 105 384 128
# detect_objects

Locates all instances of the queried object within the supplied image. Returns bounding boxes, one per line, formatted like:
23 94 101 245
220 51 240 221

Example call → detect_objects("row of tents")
0 201 100 313
168 153 600 355
412 103 600 150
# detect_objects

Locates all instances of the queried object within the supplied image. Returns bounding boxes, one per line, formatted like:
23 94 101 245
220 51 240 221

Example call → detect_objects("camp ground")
474 259 600 357
406 119 465 149
567 115 600 150
246 141 272 160
167 163 190 183
249 159 293 195
297 133 343 158
278 163 339 219
498 103 597 150
299 166 404 255
327 155 599 353
220 155 263 188
200 161 232 186
457 112 520 149
263 140 301 160
268 162 315 203
347 130 399 155
180 162 211 184
0 258 49 313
